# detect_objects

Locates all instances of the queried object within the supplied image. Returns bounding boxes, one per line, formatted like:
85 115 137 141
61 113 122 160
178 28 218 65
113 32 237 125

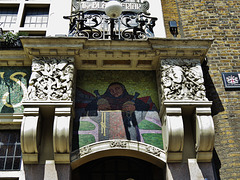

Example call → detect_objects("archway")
71 140 166 180
72 156 164 180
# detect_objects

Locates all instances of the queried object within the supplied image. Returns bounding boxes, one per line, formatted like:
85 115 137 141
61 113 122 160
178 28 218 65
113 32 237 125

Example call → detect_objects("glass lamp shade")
105 0 122 18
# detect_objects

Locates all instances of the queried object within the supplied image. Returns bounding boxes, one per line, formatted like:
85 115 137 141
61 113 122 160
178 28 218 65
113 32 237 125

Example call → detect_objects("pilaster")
21 56 75 165
159 58 215 163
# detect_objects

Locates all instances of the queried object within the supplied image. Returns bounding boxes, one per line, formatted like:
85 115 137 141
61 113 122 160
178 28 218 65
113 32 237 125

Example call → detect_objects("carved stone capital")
27 56 74 101
161 107 184 162
160 58 207 101
195 107 215 162
21 107 41 163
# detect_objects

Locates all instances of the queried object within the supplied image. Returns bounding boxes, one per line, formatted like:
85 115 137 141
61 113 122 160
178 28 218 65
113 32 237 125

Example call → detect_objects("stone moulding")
18 37 213 70
71 140 166 169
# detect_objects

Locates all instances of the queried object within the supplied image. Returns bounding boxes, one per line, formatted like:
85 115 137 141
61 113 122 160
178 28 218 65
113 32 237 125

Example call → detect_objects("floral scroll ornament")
27 57 74 101
110 140 127 148
145 145 162 157
79 146 91 156
161 59 208 101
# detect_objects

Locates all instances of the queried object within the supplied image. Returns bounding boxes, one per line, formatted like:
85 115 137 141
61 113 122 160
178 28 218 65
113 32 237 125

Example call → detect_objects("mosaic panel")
0 67 31 113
74 70 163 151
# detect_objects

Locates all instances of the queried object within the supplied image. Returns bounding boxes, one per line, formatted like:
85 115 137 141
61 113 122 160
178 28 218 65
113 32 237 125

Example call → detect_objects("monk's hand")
122 101 136 112
97 98 111 110
98 103 111 110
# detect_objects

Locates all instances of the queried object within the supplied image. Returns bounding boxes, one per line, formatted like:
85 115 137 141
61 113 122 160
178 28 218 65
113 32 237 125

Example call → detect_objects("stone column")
159 58 215 178
21 56 75 179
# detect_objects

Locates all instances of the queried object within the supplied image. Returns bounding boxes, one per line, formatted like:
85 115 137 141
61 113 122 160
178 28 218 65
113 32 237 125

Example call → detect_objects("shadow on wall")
167 163 191 180
212 149 221 180
24 164 44 180
202 60 224 116
24 164 70 180
202 60 222 180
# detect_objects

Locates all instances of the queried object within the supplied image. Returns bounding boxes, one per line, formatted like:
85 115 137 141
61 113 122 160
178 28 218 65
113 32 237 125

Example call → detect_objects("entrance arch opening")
72 156 164 180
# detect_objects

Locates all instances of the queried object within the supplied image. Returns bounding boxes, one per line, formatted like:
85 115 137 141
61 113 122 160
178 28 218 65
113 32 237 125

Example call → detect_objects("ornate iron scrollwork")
64 0 157 40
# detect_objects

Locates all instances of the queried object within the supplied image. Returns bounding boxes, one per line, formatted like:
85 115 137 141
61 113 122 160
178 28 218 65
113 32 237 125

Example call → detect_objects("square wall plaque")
221 72 240 89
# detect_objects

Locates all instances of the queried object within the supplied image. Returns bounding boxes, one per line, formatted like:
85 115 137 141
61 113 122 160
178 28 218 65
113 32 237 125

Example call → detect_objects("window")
0 130 21 171
22 7 49 28
0 7 19 28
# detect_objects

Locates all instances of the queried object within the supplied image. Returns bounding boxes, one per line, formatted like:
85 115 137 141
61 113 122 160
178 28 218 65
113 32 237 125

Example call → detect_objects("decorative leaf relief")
110 140 127 148
161 59 208 101
145 145 162 157
79 145 92 156
27 57 74 101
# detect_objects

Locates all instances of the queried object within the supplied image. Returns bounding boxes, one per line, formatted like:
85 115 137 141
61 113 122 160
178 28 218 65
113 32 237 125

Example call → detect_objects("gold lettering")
126 3 131 9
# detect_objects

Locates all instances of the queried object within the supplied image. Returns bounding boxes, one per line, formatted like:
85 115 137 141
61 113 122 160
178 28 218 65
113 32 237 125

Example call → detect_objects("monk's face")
109 84 123 97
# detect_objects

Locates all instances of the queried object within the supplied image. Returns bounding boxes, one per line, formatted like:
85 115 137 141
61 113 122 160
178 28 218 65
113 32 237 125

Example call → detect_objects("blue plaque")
221 72 240 89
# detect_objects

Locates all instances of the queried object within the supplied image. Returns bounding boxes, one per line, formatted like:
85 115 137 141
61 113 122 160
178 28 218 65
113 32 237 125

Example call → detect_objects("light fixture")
169 21 178 37
105 0 122 18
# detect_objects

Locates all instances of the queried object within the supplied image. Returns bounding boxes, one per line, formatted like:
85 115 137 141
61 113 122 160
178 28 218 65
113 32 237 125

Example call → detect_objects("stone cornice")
160 100 213 118
0 37 213 70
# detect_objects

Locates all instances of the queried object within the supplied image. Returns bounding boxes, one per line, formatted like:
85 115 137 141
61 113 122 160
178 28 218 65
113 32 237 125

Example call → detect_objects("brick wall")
162 0 240 179
161 0 181 38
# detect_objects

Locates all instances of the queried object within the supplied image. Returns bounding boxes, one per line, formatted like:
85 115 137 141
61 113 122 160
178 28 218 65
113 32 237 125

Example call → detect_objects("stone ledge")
18 37 213 70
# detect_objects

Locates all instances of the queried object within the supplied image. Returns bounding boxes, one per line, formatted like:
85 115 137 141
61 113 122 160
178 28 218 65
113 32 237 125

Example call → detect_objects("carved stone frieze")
79 146 92 156
109 140 127 148
27 57 74 101
161 59 207 101
145 145 162 157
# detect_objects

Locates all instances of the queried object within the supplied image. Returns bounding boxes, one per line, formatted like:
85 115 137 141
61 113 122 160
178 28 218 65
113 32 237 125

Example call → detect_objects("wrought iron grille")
64 0 157 40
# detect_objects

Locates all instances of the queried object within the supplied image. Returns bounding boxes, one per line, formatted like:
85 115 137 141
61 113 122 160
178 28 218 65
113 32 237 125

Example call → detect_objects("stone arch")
71 140 166 170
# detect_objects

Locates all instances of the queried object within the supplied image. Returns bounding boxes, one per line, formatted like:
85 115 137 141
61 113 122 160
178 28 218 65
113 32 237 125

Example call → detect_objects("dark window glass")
0 130 21 171
22 7 49 28
0 7 18 28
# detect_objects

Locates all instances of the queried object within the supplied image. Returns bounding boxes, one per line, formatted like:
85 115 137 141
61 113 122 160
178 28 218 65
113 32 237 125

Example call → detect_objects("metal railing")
64 0 157 40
